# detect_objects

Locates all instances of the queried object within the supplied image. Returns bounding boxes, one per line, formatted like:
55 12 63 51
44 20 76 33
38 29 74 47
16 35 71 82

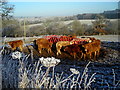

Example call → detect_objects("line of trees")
2 18 118 37
63 9 120 20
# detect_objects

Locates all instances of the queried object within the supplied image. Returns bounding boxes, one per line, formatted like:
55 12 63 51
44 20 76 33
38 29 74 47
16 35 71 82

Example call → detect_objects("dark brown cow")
64 44 83 59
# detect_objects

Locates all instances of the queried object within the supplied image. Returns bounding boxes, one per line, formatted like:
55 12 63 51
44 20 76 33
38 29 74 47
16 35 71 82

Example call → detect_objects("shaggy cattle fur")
35 38 52 54
64 44 83 59
82 39 101 59
8 40 24 51
56 41 73 55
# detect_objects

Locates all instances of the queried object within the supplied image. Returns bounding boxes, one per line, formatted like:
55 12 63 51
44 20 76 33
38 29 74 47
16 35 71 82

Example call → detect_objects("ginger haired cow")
8 40 24 51
35 38 52 54
56 41 73 55
82 39 101 59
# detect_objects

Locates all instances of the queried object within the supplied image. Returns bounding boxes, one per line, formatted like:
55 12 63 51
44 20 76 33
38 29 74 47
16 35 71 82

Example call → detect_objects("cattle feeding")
64 44 83 59
6 35 101 60
81 39 101 60
35 38 53 54
56 41 73 55
59 36 74 41
70 38 91 45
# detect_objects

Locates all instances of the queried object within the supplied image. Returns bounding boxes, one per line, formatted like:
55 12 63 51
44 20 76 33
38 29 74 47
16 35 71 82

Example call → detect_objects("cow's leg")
57 52 59 55
94 51 97 60
57 50 61 55
89 53 91 59
39 50 42 54
97 50 100 57
56 48 60 55
48 48 52 53
83 54 86 60
38 46 42 54
19 45 23 52
80 53 83 59
57 46 62 55
73 52 76 59
12 47 16 51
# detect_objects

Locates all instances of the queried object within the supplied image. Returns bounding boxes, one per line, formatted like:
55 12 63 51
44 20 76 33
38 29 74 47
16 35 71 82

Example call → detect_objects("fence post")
24 18 26 42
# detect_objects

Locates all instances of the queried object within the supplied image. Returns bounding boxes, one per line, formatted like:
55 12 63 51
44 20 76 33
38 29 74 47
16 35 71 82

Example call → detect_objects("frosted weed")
70 68 80 75
11 51 22 59
39 57 60 67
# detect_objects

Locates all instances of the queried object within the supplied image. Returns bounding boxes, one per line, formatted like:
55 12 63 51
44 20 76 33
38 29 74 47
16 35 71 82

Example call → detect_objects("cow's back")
8 40 23 51
35 38 52 53
8 40 23 47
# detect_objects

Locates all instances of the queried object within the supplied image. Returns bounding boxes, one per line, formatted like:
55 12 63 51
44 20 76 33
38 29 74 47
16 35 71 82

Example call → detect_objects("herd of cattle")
7 35 101 60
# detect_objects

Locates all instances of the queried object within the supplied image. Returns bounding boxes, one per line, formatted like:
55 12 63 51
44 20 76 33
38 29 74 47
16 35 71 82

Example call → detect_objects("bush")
105 20 119 35
69 20 84 35
2 19 24 37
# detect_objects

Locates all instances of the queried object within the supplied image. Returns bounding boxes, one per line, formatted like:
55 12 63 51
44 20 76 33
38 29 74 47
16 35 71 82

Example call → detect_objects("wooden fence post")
24 18 26 42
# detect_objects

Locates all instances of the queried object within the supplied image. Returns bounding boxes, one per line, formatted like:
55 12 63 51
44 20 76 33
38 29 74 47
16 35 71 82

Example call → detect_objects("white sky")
9 0 119 2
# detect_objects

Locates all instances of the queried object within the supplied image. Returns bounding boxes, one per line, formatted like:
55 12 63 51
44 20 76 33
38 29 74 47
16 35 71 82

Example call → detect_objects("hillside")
27 19 118 28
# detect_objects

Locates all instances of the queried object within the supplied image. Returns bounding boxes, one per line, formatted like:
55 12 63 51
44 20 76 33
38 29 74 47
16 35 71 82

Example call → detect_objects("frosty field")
0 35 120 89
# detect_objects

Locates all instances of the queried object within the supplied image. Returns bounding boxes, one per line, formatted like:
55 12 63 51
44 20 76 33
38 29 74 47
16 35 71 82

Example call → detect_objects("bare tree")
1 0 14 20
69 20 84 35
92 15 109 35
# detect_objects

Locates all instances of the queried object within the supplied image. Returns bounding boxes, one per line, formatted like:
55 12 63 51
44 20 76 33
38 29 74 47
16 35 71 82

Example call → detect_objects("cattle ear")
7 42 11 45
82 45 84 47
70 41 73 45
89 40 92 43
85 49 87 52
33 40 36 44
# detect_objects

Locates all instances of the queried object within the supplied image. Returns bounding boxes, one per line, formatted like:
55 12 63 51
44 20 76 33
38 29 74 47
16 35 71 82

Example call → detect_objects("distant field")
27 19 118 28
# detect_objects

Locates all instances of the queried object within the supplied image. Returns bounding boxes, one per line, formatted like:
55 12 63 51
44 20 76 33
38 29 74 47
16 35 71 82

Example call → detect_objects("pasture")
1 35 120 89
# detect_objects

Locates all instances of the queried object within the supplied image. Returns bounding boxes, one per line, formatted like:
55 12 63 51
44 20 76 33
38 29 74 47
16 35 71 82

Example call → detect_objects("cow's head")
50 42 53 47
81 45 88 53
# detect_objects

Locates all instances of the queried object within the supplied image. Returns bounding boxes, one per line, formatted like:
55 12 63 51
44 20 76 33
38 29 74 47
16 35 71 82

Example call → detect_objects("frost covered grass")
1 47 97 89
104 69 120 89
1 47 120 89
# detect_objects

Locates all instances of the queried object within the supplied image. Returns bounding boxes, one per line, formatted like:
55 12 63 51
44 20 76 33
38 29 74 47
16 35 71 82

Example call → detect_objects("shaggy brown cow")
8 40 24 51
92 39 101 57
64 44 83 59
35 38 52 54
56 41 73 55
82 39 101 59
